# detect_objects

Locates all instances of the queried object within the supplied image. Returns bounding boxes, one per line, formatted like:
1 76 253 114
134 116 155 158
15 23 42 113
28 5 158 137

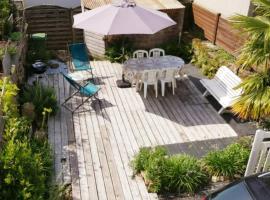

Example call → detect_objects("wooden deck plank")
73 112 90 200
78 111 99 200
108 62 151 147
96 61 145 199
89 85 135 200
92 61 136 199
62 77 82 200
58 74 71 184
45 61 240 200
107 62 157 199
90 110 117 200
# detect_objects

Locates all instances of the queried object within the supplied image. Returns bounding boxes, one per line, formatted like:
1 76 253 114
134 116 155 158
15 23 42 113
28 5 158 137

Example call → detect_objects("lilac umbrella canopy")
73 0 176 35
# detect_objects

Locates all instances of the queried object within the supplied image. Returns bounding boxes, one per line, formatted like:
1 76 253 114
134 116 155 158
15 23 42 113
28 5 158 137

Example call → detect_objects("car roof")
209 172 270 200
245 172 270 200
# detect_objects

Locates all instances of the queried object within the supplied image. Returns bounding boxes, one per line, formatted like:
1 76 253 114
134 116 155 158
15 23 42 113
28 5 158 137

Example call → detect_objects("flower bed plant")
0 77 60 199
202 142 250 179
20 83 58 120
191 38 236 78
105 37 134 63
132 147 209 194
132 137 252 196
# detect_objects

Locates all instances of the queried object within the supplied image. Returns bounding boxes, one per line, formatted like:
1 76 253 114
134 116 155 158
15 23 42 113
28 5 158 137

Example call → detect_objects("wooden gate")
25 6 83 50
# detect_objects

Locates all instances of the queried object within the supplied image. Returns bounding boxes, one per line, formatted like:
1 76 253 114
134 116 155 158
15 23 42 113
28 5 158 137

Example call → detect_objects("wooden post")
213 13 221 45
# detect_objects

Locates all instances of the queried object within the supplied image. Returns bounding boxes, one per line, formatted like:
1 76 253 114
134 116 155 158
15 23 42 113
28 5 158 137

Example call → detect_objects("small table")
122 55 185 84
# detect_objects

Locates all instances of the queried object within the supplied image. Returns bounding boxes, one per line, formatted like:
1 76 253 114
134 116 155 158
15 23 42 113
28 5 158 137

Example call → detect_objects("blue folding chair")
62 73 100 113
68 43 93 78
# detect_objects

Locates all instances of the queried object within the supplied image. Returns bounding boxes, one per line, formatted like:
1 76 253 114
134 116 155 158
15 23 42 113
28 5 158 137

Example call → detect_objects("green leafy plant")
0 138 45 199
105 37 134 63
0 77 19 117
48 184 72 200
132 147 152 174
230 0 270 70
10 32 22 41
0 137 52 199
160 38 193 62
230 0 270 121
0 115 52 199
165 155 209 194
191 39 235 78
132 147 209 194
3 116 31 141
41 107 52 131
0 0 11 39
20 83 58 120
202 143 250 179
7 45 17 57
27 38 53 63
232 69 270 121
0 47 5 59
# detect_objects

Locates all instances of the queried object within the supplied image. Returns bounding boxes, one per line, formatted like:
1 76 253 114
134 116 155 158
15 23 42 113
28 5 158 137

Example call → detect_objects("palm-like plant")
231 0 270 70
230 0 270 120
232 70 270 120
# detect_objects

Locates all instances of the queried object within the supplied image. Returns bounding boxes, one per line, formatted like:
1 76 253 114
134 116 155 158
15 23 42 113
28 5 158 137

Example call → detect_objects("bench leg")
203 90 210 97
218 107 226 114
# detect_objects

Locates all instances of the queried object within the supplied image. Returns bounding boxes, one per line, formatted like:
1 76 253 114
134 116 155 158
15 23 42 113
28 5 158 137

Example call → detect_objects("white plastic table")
123 55 185 83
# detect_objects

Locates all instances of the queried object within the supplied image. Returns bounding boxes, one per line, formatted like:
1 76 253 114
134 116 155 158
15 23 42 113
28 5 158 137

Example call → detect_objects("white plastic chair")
149 48 165 58
159 68 177 96
133 50 149 59
140 70 158 98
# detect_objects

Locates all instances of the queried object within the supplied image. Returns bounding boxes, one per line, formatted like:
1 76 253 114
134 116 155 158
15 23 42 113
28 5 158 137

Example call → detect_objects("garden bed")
131 137 252 198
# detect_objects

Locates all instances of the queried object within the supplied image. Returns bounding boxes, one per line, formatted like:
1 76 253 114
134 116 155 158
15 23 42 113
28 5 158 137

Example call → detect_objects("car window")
210 182 253 200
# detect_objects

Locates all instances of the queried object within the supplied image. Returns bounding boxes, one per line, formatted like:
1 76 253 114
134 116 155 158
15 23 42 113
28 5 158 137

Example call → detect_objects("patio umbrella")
73 0 176 35
73 0 177 87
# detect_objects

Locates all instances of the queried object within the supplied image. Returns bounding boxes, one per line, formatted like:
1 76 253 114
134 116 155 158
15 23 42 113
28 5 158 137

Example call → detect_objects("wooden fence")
192 4 243 54
1 23 28 84
25 6 83 50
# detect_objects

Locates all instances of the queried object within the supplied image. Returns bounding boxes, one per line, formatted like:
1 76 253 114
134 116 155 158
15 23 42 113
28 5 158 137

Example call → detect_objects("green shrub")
105 37 133 63
132 147 209 194
0 47 5 59
202 143 250 178
48 184 72 200
10 32 22 41
26 38 53 63
165 155 209 194
0 0 11 39
132 147 167 173
3 116 31 141
7 45 17 56
20 83 58 119
0 137 52 199
160 39 192 62
132 147 152 174
191 39 235 78
0 77 19 117
0 116 53 199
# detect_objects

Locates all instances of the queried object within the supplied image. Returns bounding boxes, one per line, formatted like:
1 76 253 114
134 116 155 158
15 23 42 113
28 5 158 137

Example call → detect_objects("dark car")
203 172 270 200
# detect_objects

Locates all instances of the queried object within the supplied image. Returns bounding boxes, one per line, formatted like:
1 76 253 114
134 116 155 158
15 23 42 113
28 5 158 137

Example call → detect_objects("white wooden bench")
200 66 242 114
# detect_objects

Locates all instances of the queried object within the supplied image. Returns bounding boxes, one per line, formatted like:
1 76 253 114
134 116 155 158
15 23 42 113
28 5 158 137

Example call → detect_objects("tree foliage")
230 0 270 70
230 0 270 121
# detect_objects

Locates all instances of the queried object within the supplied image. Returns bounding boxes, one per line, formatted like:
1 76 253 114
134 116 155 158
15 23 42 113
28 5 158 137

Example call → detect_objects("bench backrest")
215 66 242 90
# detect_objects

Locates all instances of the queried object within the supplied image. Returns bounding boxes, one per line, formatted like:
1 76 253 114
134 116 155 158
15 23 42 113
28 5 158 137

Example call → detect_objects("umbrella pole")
116 37 131 88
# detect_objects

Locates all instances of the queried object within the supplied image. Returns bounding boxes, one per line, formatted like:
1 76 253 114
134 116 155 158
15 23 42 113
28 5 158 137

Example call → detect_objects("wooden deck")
47 61 238 200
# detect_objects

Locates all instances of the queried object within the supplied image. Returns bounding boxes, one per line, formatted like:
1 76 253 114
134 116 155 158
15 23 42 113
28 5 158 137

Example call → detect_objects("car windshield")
210 182 253 200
